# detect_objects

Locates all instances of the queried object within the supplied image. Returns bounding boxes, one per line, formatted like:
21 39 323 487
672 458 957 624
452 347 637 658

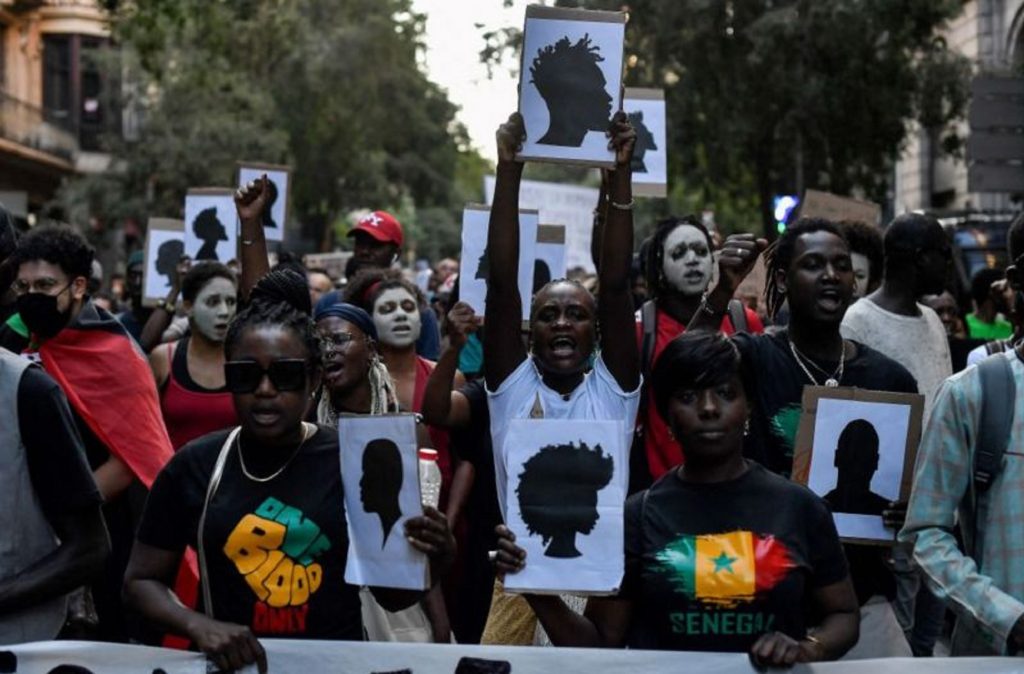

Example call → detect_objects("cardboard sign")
183 188 237 264
624 88 667 198
517 5 626 168
237 162 291 242
339 414 428 590
797 189 881 226
141 218 185 308
460 204 539 322
534 224 567 294
792 387 924 545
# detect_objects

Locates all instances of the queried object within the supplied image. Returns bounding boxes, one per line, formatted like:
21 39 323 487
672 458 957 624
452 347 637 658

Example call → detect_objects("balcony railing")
0 90 79 163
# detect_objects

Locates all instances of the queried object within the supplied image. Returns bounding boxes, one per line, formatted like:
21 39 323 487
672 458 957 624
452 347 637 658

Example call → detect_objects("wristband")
609 198 634 211
698 291 723 317
157 299 176 313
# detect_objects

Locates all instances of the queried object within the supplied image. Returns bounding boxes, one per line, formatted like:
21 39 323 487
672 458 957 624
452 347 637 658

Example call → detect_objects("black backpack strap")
629 301 658 495
726 299 748 334
972 353 1015 566
640 300 657 383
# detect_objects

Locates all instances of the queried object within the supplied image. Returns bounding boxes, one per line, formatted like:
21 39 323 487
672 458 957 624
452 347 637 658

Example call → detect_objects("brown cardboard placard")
792 386 924 546
796 189 881 226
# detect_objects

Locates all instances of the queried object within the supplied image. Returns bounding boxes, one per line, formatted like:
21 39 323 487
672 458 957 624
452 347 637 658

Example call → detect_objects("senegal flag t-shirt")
621 463 848 652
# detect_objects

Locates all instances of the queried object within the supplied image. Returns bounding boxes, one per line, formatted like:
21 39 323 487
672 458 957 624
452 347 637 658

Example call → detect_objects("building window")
41 34 119 152
42 35 73 125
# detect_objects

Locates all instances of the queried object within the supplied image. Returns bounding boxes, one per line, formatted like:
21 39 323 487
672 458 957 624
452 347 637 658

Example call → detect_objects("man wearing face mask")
10 225 174 641
631 216 764 488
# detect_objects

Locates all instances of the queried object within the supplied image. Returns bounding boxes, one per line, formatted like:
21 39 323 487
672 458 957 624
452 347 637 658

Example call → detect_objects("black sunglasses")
224 359 309 394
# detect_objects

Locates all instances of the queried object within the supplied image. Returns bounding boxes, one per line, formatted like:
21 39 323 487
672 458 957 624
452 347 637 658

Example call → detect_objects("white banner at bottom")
2 640 1021 674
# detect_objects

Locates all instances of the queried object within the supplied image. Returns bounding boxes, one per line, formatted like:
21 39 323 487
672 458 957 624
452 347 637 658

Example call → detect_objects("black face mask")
17 285 72 339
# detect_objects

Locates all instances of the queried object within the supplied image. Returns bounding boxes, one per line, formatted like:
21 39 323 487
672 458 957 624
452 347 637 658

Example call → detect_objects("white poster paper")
502 419 626 594
460 204 538 322
485 176 600 273
183 189 237 264
807 399 912 542
238 163 290 242
534 225 567 294
338 414 427 590
141 218 185 307
623 88 667 197
518 6 625 167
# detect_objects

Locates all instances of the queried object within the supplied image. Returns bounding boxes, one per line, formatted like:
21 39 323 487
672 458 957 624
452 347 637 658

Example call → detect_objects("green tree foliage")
56 0 479 257
506 0 972 236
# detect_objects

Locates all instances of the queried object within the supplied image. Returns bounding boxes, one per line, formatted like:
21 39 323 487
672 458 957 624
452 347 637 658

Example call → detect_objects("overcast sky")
410 0 536 162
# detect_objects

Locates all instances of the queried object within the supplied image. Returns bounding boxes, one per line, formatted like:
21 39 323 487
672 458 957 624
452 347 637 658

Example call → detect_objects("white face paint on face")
851 252 870 299
662 224 713 296
373 287 421 348
190 277 237 343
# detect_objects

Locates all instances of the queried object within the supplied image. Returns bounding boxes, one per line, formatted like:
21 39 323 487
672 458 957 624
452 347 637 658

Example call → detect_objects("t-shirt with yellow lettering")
620 463 848 652
137 425 362 639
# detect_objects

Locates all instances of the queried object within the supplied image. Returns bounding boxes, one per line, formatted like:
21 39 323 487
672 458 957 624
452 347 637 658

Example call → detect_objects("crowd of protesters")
1 108 1024 672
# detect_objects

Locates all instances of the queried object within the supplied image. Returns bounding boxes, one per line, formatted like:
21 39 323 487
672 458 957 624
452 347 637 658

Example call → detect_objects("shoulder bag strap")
972 354 1015 567
727 299 748 334
197 426 241 619
640 300 657 383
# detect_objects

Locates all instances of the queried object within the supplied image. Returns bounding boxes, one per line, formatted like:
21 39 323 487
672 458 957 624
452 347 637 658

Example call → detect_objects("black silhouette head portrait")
475 248 489 281
822 419 890 516
532 258 552 295
530 34 612 147
155 239 184 287
516 440 613 558
627 110 657 173
262 178 279 229
360 438 404 549
192 207 229 261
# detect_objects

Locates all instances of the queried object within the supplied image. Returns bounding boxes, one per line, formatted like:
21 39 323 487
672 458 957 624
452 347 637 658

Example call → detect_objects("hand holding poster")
792 387 924 544
339 414 428 590
238 162 291 242
141 218 185 308
184 188 237 263
517 6 626 167
502 419 626 594
624 88 667 197
460 204 539 322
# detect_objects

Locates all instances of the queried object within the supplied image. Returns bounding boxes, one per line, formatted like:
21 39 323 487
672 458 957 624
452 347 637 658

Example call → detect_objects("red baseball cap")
349 210 403 247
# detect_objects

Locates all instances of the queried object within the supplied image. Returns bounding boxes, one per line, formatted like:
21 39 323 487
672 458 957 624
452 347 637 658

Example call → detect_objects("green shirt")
966 312 1013 341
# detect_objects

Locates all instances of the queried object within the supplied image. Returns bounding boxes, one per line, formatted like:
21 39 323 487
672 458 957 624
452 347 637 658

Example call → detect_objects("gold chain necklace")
237 422 313 483
788 338 845 388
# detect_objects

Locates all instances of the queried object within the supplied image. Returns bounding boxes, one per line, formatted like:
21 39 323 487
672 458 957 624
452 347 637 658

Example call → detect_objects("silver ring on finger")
488 550 498 563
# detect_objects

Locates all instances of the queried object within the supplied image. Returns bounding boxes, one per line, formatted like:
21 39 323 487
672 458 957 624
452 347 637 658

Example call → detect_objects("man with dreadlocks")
689 218 920 658
530 33 614 147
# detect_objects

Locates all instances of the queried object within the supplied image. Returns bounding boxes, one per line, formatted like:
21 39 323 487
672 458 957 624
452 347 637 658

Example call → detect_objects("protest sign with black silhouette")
339 414 427 590
792 387 924 544
534 225 567 295
459 204 538 323
141 218 185 308
623 88 668 197
183 188 237 263
517 6 625 167
238 162 291 243
502 419 626 594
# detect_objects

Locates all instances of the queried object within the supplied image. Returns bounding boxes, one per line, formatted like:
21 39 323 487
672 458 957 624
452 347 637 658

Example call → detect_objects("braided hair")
225 269 319 361
763 217 848 321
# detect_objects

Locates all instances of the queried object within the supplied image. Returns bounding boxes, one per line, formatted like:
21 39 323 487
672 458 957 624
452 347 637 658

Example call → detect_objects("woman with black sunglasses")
124 270 456 673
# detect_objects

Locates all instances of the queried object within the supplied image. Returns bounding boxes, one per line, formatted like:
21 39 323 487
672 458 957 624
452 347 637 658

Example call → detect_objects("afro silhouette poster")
460 204 538 322
184 188 237 264
238 162 291 242
503 419 626 594
339 414 428 590
792 387 924 545
141 218 184 308
517 6 625 167
623 88 668 198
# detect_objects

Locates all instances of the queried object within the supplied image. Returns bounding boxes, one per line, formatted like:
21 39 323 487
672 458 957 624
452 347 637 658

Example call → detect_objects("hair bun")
250 269 312 316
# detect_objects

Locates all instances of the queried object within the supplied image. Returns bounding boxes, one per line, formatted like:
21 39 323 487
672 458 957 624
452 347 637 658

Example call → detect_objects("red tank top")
160 338 238 450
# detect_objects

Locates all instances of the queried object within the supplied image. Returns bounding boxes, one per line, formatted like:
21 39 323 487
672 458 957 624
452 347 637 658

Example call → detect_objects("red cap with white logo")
348 210 403 247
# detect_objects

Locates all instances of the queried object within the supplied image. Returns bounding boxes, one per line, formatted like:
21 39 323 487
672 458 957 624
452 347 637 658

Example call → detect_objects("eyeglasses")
318 332 359 353
224 359 309 394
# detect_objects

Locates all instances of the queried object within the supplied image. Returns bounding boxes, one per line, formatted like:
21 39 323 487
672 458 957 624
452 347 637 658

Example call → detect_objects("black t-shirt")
16 364 102 521
137 425 363 640
734 331 918 476
622 463 848 652
450 380 500 544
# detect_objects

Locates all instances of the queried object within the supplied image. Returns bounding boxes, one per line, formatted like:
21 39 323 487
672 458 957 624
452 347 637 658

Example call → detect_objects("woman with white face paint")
149 262 239 450
632 217 765 487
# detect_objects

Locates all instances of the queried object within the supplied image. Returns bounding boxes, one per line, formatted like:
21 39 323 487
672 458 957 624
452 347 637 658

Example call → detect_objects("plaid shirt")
900 351 1024 655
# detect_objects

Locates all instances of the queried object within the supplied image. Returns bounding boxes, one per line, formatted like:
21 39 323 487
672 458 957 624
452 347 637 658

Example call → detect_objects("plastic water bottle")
418 448 442 509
